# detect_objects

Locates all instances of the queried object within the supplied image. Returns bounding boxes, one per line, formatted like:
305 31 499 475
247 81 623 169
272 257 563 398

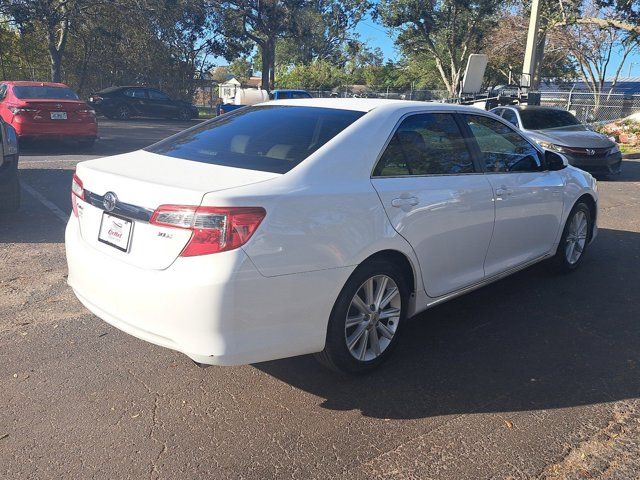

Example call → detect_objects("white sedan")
66 99 598 373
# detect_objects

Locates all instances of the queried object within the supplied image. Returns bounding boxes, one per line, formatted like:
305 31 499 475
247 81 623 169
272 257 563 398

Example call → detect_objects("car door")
123 88 149 115
371 112 496 298
147 89 176 117
461 113 565 276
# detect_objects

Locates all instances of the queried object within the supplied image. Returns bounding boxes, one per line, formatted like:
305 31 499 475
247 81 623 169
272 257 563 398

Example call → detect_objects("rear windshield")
12 86 79 100
519 109 583 130
146 106 365 174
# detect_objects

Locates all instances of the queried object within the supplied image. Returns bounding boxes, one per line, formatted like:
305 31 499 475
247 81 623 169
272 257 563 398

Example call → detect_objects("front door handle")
391 196 419 208
495 187 512 197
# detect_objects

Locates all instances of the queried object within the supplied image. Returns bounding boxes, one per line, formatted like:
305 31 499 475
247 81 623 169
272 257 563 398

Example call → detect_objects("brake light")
150 205 266 256
8 106 36 115
71 174 84 217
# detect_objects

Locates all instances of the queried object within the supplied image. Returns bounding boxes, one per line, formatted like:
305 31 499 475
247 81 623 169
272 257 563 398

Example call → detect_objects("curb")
622 152 640 160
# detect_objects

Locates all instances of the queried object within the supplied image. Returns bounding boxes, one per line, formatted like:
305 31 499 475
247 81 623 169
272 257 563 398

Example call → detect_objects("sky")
355 14 640 78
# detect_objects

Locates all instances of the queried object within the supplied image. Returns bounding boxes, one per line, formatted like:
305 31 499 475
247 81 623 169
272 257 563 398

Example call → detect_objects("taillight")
150 205 266 256
8 106 36 115
71 174 84 217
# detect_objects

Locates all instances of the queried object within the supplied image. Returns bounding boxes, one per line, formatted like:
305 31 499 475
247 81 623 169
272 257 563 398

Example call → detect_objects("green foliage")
376 0 501 95
229 58 253 84
275 60 346 89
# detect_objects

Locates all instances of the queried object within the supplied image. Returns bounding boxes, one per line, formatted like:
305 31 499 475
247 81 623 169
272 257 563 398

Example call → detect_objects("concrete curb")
622 152 640 160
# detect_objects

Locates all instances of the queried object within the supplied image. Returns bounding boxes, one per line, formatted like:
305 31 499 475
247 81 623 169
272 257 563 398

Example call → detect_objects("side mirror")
545 150 568 171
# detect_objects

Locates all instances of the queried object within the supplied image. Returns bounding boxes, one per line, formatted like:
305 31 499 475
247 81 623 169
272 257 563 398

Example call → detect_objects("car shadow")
254 228 640 419
0 168 71 243
595 158 640 182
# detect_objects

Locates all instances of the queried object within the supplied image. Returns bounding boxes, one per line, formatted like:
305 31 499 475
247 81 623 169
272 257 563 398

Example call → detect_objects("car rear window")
12 86 79 100
146 106 365 174
519 109 583 130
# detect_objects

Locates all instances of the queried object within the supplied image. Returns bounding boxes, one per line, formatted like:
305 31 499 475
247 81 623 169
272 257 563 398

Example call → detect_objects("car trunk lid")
74 150 279 270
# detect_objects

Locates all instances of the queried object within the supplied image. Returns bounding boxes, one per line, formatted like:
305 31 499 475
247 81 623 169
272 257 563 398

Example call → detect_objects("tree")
483 11 576 87
554 2 639 97
211 0 306 92
229 57 253 84
0 0 105 82
376 0 501 96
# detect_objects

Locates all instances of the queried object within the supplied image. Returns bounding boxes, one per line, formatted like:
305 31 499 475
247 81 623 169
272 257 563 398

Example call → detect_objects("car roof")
258 98 486 113
2 81 70 88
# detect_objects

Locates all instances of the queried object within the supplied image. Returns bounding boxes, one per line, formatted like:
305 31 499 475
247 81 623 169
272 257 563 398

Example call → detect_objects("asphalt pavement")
1 118 639 479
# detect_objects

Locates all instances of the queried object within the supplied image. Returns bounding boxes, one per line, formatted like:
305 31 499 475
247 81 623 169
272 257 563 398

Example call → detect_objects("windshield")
146 106 365 174
519 109 584 130
12 86 79 100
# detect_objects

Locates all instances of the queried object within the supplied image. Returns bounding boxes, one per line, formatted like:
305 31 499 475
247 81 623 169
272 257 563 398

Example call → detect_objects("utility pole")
521 0 541 91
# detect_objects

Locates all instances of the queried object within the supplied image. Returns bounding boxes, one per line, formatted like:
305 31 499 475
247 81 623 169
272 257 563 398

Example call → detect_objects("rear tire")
315 259 409 374
116 105 131 120
552 201 591 272
0 171 21 213
177 108 192 121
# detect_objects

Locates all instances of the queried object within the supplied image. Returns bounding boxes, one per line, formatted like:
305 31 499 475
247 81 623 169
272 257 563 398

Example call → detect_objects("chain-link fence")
192 82 640 125
539 91 640 124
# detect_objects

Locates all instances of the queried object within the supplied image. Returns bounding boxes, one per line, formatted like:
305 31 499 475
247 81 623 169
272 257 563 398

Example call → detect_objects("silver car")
491 105 622 175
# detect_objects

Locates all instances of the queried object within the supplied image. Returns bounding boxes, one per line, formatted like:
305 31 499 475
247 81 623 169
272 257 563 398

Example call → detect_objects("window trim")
370 110 485 179
458 112 548 175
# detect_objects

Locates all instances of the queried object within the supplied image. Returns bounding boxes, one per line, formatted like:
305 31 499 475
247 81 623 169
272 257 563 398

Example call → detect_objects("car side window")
291 91 310 99
124 88 147 99
373 113 475 176
501 109 519 128
148 90 170 101
0 84 6 100
464 114 543 173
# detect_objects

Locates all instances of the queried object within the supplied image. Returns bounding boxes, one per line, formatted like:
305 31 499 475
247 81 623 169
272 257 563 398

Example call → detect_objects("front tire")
315 259 409 374
553 201 592 272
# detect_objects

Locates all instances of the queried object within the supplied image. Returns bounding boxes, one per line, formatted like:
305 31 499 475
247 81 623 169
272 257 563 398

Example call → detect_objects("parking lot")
1 118 640 479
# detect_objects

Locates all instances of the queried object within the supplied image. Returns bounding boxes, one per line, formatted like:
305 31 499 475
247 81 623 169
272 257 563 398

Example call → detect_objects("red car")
0 81 97 148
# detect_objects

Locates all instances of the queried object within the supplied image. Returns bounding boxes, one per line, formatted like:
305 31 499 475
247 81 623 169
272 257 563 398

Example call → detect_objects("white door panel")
483 171 565 275
373 175 495 297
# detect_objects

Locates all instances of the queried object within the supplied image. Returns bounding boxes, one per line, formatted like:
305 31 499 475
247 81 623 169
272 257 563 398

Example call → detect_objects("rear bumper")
13 119 97 140
567 151 622 175
65 217 347 365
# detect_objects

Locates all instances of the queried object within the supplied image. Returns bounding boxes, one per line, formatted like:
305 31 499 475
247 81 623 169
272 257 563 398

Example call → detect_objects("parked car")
491 105 622 175
88 86 199 121
0 118 20 213
0 81 97 148
216 89 312 115
66 99 598 373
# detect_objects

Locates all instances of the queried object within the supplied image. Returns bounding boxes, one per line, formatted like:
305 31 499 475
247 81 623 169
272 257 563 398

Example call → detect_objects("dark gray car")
491 105 622 175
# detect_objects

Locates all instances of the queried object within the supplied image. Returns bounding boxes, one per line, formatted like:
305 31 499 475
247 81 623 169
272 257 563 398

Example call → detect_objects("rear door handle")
391 196 419 208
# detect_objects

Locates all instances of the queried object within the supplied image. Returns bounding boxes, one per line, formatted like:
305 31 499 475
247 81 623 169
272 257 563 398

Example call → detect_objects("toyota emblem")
103 192 117 212
586 149 596 156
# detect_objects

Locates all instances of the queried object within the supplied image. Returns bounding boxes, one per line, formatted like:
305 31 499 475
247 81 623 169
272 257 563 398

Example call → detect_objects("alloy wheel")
344 275 401 362
565 210 588 264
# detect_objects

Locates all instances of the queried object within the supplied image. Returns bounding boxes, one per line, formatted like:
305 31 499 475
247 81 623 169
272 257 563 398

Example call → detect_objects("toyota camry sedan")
66 99 598 373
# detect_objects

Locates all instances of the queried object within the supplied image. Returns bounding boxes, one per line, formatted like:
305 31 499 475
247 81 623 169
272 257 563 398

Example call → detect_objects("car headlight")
609 144 620 155
535 140 566 153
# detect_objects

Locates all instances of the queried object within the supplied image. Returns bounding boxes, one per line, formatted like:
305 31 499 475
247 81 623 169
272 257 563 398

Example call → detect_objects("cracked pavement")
1 119 639 479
